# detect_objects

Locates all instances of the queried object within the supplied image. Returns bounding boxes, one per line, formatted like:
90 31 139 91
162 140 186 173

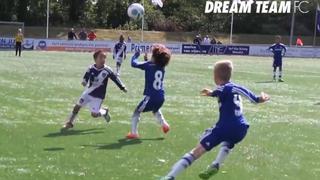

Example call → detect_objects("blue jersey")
82 64 126 99
113 42 127 59
131 54 165 99
211 82 260 127
268 43 287 61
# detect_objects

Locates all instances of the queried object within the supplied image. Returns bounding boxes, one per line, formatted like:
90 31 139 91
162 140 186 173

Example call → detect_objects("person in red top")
88 31 97 41
296 36 304 46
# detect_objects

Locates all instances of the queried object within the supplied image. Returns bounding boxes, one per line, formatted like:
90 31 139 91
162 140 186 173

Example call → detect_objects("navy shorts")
273 60 282 67
200 124 249 151
136 96 164 113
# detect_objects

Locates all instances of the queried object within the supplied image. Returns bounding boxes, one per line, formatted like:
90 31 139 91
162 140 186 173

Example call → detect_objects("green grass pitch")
0 51 319 180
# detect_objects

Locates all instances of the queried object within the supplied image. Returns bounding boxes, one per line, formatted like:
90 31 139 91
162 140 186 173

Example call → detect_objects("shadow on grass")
44 128 104 138
43 147 65 151
82 137 165 150
315 102 320 105
255 80 275 84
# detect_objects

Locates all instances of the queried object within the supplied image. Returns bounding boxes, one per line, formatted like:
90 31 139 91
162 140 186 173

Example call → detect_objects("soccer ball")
127 3 145 20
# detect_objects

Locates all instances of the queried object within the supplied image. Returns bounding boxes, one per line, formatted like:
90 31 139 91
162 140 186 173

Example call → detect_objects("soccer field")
0 51 319 180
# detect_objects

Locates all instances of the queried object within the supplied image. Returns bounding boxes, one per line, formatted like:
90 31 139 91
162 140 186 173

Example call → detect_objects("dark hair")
93 50 104 60
119 35 125 43
152 44 171 68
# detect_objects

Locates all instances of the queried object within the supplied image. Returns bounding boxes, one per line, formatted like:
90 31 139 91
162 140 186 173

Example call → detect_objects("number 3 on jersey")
153 70 163 90
233 94 243 116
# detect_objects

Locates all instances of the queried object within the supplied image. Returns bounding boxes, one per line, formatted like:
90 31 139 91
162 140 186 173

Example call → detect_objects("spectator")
78 28 88 40
210 37 217 44
68 28 77 40
203 35 211 45
127 36 132 43
296 36 304 46
88 31 97 41
193 34 202 45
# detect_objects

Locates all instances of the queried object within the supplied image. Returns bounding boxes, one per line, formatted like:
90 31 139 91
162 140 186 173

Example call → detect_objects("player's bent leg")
163 144 206 179
100 107 111 124
153 110 170 134
278 65 284 82
62 104 81 131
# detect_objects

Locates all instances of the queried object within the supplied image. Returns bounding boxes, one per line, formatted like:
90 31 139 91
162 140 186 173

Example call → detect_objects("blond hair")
214 60 233 82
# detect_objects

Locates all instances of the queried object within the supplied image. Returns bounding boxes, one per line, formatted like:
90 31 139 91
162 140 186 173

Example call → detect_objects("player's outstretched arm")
82 67 90 86
258 92 270 103
131 49 148 70
109 70 127 93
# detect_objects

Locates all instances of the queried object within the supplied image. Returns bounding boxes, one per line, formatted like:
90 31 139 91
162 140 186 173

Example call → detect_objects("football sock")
116 63 121 75
279 71 282 79
273 70 276 79
99 108 107 116
167 153 195 178
68 111 78 124
154 110 168 126
211 142 230 167
131 111 141 134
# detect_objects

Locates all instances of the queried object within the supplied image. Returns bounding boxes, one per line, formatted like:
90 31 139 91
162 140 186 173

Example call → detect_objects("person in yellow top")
15 28 24 57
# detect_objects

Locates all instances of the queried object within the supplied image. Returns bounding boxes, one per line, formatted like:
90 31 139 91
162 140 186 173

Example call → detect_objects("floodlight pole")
46 0 50 39
289 0 295 46
141 0 144 42
230 12 234 44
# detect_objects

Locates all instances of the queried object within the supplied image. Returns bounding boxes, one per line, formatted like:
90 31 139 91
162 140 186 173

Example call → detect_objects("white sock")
131 111 140 134
116 64 121 75
99 108 107 116
167 153 195 178
154 110 168 126
211 142 231 167
273 71 277 78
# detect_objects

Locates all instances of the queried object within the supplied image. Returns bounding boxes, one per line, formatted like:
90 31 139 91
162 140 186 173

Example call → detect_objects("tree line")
0 0 319 35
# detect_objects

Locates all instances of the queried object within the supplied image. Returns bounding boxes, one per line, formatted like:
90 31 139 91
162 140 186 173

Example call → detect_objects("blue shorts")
273 59 282 67
136 96 164 113
200 124 249 151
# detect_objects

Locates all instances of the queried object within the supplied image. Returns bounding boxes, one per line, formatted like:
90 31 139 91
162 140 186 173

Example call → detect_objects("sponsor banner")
34 39 114 52
182 44 250 55
129 43 182 53
0 37 34 50
249 45 320 58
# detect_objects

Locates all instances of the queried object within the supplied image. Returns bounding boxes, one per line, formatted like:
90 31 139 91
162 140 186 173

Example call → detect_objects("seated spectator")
68 28 77 40
78 28 88 40
88 31 97 41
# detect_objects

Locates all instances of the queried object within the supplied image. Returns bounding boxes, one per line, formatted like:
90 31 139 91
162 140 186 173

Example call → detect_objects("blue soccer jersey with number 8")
131 53 165 99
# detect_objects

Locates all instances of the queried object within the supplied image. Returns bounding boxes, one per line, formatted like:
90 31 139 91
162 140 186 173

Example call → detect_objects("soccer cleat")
162 123 170 134
126 132 140 139
102 108 111 124
60 122 74 132
278 79 284 82
159 176 175 180
198 164 219 179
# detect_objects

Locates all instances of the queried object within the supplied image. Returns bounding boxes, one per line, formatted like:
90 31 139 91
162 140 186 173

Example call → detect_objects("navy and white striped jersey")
211 82 260 127
268 43 287 61
113 42 127 59
82 64 126 99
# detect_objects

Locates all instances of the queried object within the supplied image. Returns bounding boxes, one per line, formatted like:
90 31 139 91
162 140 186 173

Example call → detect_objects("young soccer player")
113 35 127 76
268 35 287 82
126 44 171 139
62 50 127 131
161 60 270 180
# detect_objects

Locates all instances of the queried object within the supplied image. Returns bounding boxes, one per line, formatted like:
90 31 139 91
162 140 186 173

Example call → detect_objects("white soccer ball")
127 3 145 20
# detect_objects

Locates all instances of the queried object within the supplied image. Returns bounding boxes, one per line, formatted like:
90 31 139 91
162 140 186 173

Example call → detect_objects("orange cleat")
126 132 140 139
162 123 170 134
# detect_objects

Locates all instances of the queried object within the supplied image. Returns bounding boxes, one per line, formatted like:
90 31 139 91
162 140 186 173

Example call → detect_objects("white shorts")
116 57 124 64
77 93 103 113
